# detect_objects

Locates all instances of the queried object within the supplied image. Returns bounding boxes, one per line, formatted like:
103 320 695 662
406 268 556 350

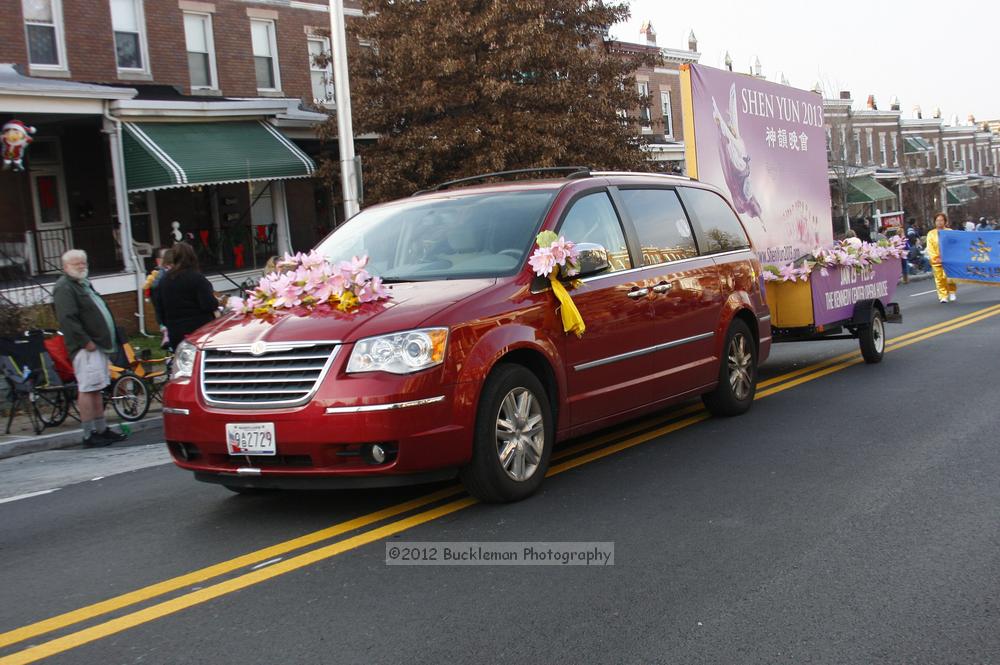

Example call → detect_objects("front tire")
110 373 150 421
858 310 885 364
702 319 757 417
460 364 554 503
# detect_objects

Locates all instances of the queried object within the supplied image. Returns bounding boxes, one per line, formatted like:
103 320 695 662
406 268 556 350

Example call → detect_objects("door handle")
652 282 672 294
626 288 649 299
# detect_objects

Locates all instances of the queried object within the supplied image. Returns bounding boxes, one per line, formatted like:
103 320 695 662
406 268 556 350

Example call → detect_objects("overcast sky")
612 0 1000 124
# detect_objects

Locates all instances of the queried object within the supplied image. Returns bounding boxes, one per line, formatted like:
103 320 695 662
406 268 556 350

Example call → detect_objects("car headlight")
346 328 448 374
170 340 197 381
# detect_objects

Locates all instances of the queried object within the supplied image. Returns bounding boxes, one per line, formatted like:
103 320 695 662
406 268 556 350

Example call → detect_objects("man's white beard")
66 267 88 280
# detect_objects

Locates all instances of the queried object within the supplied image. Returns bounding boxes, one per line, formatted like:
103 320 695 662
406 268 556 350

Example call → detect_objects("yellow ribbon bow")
549 265 585 338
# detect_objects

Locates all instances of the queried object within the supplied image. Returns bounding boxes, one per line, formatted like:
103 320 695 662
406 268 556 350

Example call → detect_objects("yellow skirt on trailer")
765 280 814 328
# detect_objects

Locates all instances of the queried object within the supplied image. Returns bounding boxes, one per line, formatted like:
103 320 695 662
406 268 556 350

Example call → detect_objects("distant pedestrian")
976 217 989 231
926 213 958 304
964 219 975 232
158 242 218 352
150 248 174 348
52 249 127 447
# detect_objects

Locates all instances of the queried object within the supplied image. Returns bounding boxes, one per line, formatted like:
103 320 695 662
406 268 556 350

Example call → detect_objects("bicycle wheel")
33 386 70 429
110 373 150 421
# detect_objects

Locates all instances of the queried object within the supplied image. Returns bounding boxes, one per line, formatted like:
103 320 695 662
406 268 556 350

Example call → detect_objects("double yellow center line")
2 302 999 664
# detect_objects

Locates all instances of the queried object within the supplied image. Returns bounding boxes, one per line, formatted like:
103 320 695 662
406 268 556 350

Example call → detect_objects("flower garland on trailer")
762 236 907 283
528 231 586 337
226 250 389 318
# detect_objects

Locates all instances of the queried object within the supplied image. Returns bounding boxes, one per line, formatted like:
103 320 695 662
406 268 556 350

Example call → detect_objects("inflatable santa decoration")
2 120 37 171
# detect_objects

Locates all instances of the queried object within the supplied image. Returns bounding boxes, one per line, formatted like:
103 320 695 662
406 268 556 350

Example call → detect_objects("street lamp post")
329 0 360 220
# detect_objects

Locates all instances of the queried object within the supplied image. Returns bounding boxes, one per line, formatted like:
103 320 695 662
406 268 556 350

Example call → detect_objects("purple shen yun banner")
683 64 833 264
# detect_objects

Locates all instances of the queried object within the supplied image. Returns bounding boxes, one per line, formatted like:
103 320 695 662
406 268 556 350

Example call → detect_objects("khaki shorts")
73 348 110 393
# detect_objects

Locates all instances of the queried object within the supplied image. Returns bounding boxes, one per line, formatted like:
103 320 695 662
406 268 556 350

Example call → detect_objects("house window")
853 130 861 164
308 36 333 104
251 19 280 91
184 12 217 89
866 129 874 165
637 81 651 129
111 0 148 72
840 127 847 160
825 126 833 160
879 133 887 167
22 0 66 69
890 132 898 166
660 90 673 137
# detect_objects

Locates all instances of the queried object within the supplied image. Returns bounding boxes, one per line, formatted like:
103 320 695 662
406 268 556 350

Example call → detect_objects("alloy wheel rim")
495 387 544 482
728 334 753 401
872 317 885 353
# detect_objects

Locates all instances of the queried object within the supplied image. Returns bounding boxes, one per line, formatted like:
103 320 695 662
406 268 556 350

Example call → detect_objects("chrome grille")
200 342 339 407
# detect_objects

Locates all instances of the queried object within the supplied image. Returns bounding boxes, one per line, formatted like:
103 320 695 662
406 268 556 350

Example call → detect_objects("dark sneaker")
83 434 112 448
97 428 128 443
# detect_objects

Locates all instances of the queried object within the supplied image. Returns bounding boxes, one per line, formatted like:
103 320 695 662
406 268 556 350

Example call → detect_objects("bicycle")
26 331 171 432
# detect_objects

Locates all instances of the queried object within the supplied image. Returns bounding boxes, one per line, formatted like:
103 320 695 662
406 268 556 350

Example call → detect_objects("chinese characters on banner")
681 64 833 264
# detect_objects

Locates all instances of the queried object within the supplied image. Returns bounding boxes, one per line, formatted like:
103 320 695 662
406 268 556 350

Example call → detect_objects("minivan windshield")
314 190 555 280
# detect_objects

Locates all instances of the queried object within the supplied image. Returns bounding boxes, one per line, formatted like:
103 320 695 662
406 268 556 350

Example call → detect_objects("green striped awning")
122 121 316 192
902 136 934 154
846 176 897 204
946 184 978 205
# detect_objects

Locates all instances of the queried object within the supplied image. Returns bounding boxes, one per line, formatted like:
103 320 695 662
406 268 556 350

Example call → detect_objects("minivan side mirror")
573 243 610 278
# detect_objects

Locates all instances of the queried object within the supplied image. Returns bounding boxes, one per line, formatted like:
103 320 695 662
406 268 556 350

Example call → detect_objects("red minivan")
163 169 771 502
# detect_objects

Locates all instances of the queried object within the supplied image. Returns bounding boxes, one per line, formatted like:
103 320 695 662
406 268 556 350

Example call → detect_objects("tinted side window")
617 188 698 265
558 192 632 271
680 187 751 253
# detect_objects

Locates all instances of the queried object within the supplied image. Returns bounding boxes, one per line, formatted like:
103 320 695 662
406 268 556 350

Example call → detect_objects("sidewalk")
0 402 163 460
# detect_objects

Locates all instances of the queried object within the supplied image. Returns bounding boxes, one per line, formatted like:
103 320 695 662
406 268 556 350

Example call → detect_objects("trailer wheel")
858 309 885 364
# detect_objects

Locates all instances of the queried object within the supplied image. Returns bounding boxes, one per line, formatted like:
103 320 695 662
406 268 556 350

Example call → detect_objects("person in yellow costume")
926 212 957 303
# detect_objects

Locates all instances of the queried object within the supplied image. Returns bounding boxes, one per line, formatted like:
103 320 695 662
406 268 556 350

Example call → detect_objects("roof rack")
588 171 692 181
413 167 592 196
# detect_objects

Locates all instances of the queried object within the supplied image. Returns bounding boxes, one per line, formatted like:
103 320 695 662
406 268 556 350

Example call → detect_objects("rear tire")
460 364 554 503
858 310 885 364
702 319 757 417
33 386 70 428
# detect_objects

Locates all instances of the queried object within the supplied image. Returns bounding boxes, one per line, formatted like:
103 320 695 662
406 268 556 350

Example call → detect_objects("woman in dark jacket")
158 242 218 351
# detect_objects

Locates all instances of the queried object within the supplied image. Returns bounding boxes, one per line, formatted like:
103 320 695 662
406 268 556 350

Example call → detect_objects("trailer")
764 259 903 363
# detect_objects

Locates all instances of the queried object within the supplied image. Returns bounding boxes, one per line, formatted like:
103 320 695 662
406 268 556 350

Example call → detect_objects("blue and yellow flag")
940 230 1000 285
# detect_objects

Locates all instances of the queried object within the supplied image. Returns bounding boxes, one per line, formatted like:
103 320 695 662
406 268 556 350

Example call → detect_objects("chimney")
688 30 697 52
839 91 852 101
890 96 900 111
639 20 656 46
812 81 823 95
967 113 976 125
724 51 732 71
913 105 922 119
933 107 941 119
753 56 761 77
866 95 877 111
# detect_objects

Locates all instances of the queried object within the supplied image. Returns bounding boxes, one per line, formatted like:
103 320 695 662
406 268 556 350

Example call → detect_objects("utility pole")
329 0 360 219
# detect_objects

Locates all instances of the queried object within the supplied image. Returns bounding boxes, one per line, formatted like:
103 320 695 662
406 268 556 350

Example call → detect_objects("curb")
0 416 163 460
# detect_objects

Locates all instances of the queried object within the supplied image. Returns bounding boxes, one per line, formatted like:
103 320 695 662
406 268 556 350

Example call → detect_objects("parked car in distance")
163 168 771 502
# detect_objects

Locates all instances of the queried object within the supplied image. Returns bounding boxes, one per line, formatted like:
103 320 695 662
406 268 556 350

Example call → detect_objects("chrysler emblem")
249 341 267 356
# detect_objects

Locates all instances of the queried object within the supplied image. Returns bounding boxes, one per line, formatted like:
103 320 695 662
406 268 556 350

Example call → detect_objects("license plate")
226 423 276 456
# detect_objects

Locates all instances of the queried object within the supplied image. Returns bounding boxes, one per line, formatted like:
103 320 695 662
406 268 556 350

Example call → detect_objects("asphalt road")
1 280 998 665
